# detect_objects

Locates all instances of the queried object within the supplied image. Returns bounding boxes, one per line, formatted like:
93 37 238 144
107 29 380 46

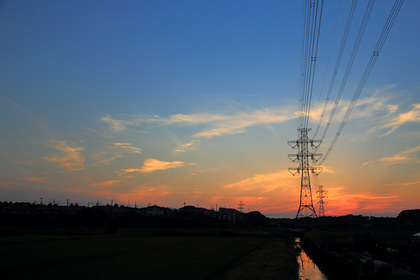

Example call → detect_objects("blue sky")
1 0 419 217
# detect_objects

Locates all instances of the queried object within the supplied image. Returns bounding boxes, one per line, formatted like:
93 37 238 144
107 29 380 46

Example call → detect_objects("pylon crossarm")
287 140 299 149
288 154 299 162
311 140 322 149
288 167 300 176
311 153 322 162
311 166 323 175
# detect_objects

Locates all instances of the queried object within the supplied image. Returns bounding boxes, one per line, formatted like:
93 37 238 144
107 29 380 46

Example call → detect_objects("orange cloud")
319 165 335 174
360 145 420 169
22 177 51 184
91 180 120 189
44 140 85 171
324 187 399 216
224 170 297 193
118 158 193 175
173 140 199 153
216 170 303 214
386 181 420 186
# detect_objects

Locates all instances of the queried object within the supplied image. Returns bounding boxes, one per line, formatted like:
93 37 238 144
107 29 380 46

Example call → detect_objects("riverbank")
300 229 420 280
295 238 328 280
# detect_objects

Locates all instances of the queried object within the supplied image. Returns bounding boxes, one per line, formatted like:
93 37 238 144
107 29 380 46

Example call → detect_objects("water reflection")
295 238 328 280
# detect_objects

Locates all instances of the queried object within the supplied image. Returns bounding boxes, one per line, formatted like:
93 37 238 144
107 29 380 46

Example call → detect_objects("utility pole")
288 128 322 218
317 185 327 217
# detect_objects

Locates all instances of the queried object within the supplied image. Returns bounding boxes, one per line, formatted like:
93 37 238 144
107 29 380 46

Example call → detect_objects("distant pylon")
317 185 327 216
288 128 322 219
238 201 244 213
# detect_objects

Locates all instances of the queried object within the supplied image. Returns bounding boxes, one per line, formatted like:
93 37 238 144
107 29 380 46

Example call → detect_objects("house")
139 205 173 216
218 207 244 223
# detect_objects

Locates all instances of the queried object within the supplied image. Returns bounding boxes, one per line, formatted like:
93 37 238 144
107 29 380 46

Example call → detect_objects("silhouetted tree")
246 211 267 228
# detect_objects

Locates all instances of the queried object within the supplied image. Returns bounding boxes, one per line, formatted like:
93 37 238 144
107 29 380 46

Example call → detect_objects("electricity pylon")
288 128 322 219
238 201 244 213
317 185 327 217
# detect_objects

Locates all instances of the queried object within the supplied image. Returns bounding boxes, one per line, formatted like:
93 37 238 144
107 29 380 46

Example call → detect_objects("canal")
295 238 328 280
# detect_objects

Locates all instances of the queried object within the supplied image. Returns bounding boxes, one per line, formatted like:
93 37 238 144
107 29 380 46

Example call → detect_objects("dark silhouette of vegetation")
245 211 268 228
1 201 420 279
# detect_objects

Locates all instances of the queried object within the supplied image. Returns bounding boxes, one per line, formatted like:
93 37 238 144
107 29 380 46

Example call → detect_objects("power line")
313 0 358 138
305 0 324 129
299 0 324 130
320 0 404 165
299 0 313 129
314 0 343 121
319 0 375 143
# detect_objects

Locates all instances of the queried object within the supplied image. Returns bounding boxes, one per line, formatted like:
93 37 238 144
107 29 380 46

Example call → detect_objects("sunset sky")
1 0 419 217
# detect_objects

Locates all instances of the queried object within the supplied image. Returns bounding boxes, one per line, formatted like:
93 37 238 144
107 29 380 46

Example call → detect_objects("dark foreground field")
0 230 298 280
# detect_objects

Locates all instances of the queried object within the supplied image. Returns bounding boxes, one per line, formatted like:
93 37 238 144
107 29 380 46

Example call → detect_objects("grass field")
0 231 298 280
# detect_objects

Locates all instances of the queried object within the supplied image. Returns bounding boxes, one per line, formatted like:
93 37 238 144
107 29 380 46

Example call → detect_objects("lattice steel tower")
288 128 322 218
317 185 327 217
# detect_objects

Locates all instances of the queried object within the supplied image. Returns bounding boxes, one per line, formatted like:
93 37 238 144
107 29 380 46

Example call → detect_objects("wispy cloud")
101 115 130 132
173 140 199 153
113 142 142 154
386 181 420 186
90 151 122 165
360 145 420 169
4 95 29 114
0 181 25 187
310 91 395 126
91 180 120 189
44 140 85 171
118 158 193 175
318 165 335 174
22 177 51 184
102 94 398 155
89 143 142 166
225 170 297 193
372 103 420 136
102 106 298 138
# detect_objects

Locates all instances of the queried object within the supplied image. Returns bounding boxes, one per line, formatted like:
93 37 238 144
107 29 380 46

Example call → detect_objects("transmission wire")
319 0 404 165
305 0 324 130
313 0 358 138
319 0 375 143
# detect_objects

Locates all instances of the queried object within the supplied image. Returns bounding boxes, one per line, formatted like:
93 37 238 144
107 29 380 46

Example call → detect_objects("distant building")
218 207 244 223
139 205 173 216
